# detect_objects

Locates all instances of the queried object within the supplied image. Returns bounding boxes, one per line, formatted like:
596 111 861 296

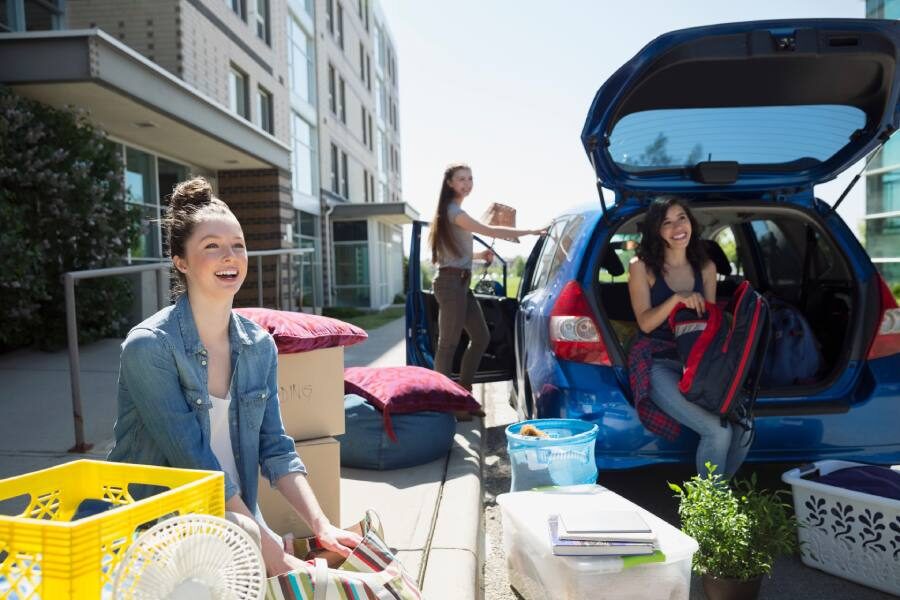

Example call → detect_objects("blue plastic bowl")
505 419 599 492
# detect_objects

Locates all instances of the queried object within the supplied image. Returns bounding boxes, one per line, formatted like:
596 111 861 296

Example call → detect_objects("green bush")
669 463 798 581
322 306 365 319
0 88 140 350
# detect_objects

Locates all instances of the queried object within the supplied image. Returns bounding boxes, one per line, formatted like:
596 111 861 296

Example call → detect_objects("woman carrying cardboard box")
428 163 545 398
107 177 360 576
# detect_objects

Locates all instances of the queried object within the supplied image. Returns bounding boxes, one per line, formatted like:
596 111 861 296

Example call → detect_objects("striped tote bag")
266 517 422 600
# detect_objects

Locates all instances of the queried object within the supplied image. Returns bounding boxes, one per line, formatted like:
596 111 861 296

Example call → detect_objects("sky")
379 0 869 258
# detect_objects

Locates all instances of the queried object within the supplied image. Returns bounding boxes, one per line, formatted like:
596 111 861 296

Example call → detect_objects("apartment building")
315 0 414 309
865 0 900 286
1 0 408 311
1 0 311 314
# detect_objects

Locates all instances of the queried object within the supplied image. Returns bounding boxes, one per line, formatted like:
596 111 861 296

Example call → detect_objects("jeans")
432 269 490 390
650 359 751 478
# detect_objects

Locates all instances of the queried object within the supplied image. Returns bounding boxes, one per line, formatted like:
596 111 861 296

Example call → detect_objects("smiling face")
446 168 473 199
659 204 692 249
172 214 248 302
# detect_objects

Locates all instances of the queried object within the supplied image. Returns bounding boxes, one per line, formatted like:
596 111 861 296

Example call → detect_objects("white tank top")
209 392 241 495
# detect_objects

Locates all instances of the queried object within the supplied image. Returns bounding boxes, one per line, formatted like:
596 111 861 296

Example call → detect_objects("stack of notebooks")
548 510 658 556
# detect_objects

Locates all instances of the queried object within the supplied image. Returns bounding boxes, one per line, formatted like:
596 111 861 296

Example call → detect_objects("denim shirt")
107 294 306 512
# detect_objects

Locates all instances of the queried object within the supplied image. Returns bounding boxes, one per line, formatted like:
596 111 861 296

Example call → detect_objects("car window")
544 216 586 286
750 220 802 287
599 233 641 282
713 227 744 277
530 220 566 291
609 105 866 172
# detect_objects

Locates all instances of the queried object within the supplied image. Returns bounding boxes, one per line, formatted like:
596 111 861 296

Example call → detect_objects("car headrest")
601 250 625 277
703 239 732 276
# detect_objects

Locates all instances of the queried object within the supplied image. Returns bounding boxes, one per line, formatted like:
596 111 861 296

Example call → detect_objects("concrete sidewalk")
0 317 486 599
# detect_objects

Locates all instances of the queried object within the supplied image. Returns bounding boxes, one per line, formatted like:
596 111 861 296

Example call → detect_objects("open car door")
406 220 517 384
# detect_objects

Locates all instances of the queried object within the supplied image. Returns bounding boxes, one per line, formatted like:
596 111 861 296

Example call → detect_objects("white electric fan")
112 514 266 600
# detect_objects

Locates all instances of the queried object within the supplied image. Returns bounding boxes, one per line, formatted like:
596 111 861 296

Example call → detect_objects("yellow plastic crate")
0 459 224 599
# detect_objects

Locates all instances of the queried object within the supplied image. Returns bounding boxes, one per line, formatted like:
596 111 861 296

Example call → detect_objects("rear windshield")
608 105 866 172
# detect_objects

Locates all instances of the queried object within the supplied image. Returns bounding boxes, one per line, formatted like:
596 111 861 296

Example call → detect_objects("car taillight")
867 274 900 361
549 280 611 366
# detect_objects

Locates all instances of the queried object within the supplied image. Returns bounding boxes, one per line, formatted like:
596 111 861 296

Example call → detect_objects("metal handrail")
63 247 314 452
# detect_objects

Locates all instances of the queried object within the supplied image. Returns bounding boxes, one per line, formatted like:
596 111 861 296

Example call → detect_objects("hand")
315 523 363 557
475 249 494 265
531 226 549 236
674 291 706 317
267 549 309 577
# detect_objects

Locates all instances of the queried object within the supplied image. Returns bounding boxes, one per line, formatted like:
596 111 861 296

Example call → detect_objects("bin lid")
497 485 698 571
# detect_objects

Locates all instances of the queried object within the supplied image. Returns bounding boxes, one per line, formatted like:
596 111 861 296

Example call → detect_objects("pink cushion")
234 308 367 353
344 366 481 441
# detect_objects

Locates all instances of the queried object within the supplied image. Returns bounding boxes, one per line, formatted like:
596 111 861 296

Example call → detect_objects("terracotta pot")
701 573 763 600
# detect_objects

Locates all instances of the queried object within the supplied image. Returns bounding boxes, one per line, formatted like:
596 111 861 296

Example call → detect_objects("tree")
0 87 141 349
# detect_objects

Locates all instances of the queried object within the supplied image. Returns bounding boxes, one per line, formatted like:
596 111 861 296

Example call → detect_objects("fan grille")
112 514 265 600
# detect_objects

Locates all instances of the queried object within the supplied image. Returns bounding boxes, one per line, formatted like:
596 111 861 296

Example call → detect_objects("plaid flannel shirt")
627 335 682 441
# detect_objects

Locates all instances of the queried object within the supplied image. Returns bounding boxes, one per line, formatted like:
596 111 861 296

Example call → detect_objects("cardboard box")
257 436 341 538
277 346 345 440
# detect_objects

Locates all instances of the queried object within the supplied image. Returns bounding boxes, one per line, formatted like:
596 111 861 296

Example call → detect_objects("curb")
421 417 485 600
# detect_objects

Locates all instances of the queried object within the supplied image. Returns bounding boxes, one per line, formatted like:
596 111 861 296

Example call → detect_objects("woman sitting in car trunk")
627 196 751 478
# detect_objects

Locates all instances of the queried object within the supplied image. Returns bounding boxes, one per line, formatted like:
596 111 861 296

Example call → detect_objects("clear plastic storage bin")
497 485 698 600
505 419 598 492
782 460 900 596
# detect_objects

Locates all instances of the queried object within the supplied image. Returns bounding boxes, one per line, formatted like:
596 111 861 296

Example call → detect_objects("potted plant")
669 462 798 600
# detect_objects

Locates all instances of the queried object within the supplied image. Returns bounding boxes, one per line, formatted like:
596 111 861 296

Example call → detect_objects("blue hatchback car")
407 19 900 469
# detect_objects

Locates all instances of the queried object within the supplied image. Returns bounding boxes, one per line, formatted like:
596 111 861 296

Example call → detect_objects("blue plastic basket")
505 419 599 492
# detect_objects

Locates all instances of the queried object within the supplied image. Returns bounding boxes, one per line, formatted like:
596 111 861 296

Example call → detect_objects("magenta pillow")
344 366 481 441
234 308 367 353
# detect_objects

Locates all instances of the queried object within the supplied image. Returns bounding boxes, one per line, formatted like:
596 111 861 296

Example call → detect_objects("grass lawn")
334 306 404 331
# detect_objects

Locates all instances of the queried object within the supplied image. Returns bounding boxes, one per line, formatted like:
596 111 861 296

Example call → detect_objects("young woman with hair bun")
428 164 544 400
108 177 360 576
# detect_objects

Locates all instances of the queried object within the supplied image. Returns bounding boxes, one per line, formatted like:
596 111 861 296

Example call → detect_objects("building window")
367 114 373 151
254 0 270 44
229 0 246 21
338 76 346 123
2 0 65 32
125 146 161 260
293 210 321 308
328 64 337 113
330 143 339 194
377 130 387 174
257 86 273 133
359 42 365 80
366 55 372 91
288 16 315 104
291 113 316 197
340 151 349 198
333 220 370 307
228 65 250 120
336 1 344 50
361 107 368 146
363 169 370 203
364 0 369 31
325 0 334 34
374 79 384 120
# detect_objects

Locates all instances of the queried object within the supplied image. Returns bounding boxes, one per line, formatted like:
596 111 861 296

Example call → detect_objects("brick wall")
219 168 295 309
68 0 181 75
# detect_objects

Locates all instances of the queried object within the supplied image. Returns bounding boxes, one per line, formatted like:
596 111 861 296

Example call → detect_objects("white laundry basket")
782 460 900 596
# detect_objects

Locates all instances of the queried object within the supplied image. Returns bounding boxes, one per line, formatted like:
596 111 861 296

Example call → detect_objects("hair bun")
170 177 212 211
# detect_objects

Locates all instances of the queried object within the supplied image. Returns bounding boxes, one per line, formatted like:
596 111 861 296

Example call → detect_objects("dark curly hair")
636 196 707 279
